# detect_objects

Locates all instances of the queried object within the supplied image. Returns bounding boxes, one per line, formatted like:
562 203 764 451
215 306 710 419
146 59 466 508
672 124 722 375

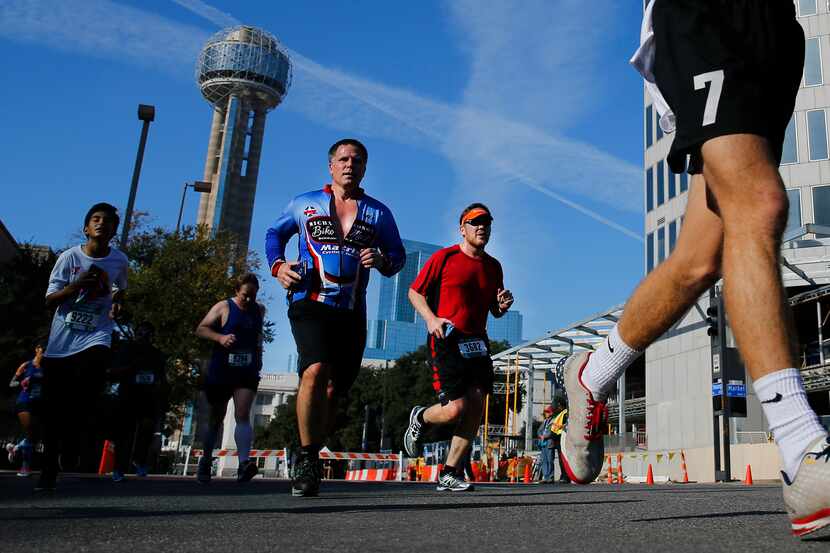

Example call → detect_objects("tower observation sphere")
194 26 293 248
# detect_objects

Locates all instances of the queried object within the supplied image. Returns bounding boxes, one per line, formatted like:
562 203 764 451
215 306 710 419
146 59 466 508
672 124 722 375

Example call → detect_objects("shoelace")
583 397 608 441
811 442 830 463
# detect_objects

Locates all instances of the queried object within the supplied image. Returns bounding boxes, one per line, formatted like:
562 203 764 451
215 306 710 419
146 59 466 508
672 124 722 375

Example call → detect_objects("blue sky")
0 0 646 372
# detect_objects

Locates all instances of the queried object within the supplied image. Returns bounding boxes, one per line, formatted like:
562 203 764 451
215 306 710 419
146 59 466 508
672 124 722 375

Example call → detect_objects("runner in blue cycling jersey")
265 138 405 496
9 339 46 477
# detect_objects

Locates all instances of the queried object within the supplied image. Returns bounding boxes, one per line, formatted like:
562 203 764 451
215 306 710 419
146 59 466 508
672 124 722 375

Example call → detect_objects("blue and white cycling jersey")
265 185 405 312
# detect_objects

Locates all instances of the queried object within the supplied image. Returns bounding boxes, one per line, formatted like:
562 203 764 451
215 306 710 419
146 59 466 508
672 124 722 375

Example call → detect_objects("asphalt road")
1 472 828 552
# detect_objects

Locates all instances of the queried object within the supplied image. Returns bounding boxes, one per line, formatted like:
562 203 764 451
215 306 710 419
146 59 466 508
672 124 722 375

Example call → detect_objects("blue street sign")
727 383 746 398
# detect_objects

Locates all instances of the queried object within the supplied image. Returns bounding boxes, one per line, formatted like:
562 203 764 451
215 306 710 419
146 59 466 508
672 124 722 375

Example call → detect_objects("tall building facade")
642 0 830 453
365 239 523 360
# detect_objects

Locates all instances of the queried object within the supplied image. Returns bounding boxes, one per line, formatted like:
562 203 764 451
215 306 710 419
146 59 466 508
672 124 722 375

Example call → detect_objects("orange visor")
462 208 492 224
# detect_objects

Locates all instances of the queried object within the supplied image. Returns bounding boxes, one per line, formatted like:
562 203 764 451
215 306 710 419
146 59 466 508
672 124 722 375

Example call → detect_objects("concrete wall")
611 443 782 483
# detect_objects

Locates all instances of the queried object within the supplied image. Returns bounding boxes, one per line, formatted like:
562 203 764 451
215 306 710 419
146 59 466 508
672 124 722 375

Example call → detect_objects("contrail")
171 0 644 241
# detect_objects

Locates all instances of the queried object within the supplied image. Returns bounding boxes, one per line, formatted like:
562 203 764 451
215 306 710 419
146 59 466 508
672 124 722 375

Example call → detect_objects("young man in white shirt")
37 203 128 491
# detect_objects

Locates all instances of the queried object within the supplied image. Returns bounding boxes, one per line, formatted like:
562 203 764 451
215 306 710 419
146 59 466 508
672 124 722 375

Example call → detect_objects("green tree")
254 394 299 450
0 245 57 434
121 225 272 412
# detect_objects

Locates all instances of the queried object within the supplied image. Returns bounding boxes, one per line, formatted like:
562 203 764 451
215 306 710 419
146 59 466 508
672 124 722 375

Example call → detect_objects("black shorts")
288 299 366 396
203 372 259 406
429 332 494 402
653 0 804 174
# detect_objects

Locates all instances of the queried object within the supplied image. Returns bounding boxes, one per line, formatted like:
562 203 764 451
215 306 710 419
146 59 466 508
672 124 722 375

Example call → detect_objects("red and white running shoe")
784 435 830 538
560 352 608 484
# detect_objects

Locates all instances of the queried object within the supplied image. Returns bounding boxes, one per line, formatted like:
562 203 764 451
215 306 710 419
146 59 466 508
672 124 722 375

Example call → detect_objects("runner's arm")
408 288 451 339
195 301 230 344
265 199 299 278
374 208 406 277
9 363 27 388
44 255 98 308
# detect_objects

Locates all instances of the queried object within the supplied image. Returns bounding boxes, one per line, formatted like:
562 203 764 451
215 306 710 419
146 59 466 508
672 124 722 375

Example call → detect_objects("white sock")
754 368 827 481
234 421 253 463
582 325 643 400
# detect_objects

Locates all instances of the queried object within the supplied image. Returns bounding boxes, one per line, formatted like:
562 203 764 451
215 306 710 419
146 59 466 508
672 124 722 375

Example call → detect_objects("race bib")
135 372 155 385
64 304 101 332
229 352 253 367
458 338 488 359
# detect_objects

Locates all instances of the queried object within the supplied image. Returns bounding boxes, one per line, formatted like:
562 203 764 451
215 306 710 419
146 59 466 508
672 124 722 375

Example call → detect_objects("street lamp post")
177 180 212 233
120 104 155 249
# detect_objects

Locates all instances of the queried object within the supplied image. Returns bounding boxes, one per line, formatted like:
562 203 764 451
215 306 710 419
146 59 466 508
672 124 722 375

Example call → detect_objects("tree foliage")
0 246 57 411
121 225 272 410
254 339 524 452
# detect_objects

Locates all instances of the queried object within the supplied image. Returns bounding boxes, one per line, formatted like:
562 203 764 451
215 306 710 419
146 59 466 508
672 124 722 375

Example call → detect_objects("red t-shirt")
410 245 504 336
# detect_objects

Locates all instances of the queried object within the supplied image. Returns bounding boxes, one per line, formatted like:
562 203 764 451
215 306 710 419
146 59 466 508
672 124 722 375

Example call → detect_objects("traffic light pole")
707 285 732 482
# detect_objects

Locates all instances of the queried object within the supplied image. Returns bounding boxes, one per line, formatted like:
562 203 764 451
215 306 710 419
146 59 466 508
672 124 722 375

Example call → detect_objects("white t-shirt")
630 0 676 134
44 245 129 358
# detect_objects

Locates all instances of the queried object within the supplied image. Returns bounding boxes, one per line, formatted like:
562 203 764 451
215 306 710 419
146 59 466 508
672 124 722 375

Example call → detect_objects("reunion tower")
195 26 292 247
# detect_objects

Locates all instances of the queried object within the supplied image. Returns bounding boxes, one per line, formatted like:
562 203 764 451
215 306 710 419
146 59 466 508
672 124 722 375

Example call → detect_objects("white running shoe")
403 406 426 458
560 352 608 484
436 471 474 492
783 435 830 538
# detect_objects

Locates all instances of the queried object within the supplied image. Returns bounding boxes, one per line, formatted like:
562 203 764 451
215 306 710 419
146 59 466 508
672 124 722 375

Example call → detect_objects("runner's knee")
442 398 466 421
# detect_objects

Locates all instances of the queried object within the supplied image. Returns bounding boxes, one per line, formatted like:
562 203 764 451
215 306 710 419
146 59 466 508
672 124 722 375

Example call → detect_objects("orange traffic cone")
471 462 480 482
646 464 654 485
523 461 532 484
617 453 624 484
680 450 690 483
606 455 613 484
744 464 753 485
98 440 116 476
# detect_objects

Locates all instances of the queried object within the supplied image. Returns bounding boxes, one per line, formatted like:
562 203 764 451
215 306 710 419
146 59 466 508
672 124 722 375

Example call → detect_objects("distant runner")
402 203 513 492
39 202 128 491
195 273 265 484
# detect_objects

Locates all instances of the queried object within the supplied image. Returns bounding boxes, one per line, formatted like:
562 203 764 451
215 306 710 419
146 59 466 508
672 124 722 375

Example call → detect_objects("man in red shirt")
403 203 514 491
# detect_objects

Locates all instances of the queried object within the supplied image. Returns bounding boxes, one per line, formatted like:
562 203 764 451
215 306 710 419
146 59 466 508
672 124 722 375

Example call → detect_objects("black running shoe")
196 457 212 485
291 456 321 497
34 470 56 492
237 460 259 483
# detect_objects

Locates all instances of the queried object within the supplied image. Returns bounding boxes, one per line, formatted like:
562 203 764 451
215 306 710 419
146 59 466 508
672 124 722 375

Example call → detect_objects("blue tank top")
208 299 263 376
17 360 44 405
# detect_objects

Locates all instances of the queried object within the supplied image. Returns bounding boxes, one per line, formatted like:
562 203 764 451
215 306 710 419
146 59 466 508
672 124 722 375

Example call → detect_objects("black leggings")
40 346 109 475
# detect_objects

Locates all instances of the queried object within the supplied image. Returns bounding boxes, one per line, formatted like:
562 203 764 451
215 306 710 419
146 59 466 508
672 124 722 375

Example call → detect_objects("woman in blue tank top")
8 339 46 476
195 273 265 484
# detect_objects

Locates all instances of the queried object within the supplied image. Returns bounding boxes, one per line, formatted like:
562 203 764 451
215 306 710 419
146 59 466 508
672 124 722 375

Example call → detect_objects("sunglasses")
464 217 492 228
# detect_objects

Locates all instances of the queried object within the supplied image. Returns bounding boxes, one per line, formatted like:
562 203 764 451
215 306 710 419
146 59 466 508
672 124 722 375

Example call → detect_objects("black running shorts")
288 299 367 396
429 331 494 402
653 0 804 174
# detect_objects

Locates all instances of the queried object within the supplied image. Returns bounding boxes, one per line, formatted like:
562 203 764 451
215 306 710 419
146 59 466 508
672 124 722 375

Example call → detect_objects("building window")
813 185 830 232
808 109 829 161
781 115 798 165
800 0 818 17
786 189 802 236
646 232 654 274
805 37 823 87
646 104 653 148
679 171 689 194
669 220 677 254
657 161 665 206
657 226 666 264
646 167 654 212
668 167 676 200
255 393 274 406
